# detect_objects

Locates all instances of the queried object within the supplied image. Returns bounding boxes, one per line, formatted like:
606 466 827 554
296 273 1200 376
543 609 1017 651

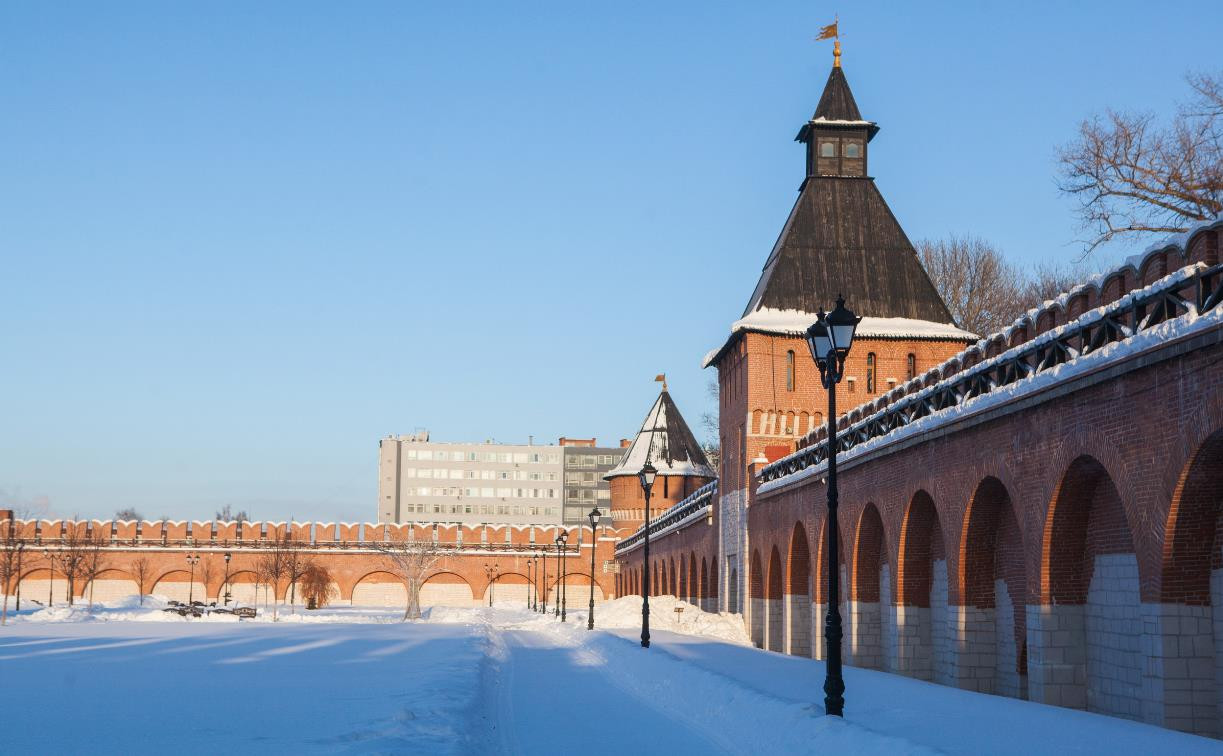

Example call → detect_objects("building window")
844 142 861 158
819 141 836 157
785 350 795 391
907 353 916 380
866 353 876 393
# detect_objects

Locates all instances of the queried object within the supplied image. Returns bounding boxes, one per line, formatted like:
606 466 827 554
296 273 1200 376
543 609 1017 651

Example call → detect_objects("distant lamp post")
805 295 860 718
587 507 602 630
638 462 657 648
15 541 24 611
43 548 53 607
541 544 548 614
186 553 200 605
484 563 496 607
526 554 534 611
555 533 569 621
223 552 232 606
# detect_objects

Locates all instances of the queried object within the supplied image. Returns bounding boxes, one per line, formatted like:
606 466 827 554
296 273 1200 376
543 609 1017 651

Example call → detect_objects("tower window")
906 353 916 381
819 141 836 157
844 142 862 158
785 350 795 391
866 353 876 393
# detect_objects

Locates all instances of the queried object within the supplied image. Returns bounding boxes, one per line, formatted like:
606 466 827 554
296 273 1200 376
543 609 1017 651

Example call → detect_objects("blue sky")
3 2 1220 522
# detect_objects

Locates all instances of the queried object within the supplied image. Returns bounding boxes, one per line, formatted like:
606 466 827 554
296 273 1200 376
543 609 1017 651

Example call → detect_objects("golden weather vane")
815 15 840 68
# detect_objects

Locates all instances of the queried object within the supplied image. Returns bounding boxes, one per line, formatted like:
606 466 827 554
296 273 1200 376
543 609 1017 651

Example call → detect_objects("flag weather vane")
815 16 840 67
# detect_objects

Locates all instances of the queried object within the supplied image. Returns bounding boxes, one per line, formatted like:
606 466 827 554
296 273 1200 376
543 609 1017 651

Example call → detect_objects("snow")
702 309 977 367
2 597 1218 754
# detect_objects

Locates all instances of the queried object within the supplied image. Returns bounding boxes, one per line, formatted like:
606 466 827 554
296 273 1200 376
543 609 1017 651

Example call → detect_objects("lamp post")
554 533 568 621
186 553 200 605
638 462 657 648
15 541 24 611
530 552 538 611
541 543 548 614
525 555 533 611
223 552 232 606
43 548 53 607
484 563 496 607
805 295 860 718
587 507 602 630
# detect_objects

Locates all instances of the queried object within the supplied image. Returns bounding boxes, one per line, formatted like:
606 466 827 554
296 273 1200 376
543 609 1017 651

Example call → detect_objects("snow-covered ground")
1 596 1217 754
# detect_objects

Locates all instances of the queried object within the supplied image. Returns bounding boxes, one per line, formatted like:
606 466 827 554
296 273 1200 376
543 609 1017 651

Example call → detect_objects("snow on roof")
701 308 977 368
808 117 876 127
605 391 716 480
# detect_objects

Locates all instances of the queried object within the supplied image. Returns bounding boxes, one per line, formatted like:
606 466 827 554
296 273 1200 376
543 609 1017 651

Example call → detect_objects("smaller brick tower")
604 385 716 532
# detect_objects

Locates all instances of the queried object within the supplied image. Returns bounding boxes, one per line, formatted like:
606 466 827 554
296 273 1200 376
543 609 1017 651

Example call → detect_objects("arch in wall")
223 570 266 606
678 555 688 601
484 572 530 607
897 490 947 682
766 545 785 652
421 571 476 608
959 476 1027 698
813 517 847 662
150 569 207 604
1039 455 1140 718
851 504 887 670
689 553 697 604
704 555 714 609
1161 428 1223 737
548 571 605 606
787 522 813 658
351 570 408 607
17 567 70 606
669 557 677 597
82 568 139 606
749 550 765 648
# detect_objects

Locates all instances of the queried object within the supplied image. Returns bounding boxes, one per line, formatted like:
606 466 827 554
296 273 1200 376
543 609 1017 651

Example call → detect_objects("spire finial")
833 38 841 68
654 373 667 392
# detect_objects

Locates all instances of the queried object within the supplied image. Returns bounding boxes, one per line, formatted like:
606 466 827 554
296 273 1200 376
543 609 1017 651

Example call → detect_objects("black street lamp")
526 555 534 611
541 543 548 614
805 294 860 718
43 548 53 607
15 541 24 611
587 507 602 630
484 563 496 607
186 553 200 605
555 533 569 621
638 462 657 648
223 552 232 606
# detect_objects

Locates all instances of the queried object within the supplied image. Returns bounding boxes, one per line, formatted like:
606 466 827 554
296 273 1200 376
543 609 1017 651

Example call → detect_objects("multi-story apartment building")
560 440 626 525
377 432 565 525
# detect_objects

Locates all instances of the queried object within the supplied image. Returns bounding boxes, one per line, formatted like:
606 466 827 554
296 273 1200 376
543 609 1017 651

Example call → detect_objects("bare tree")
282 537 310 610
254 538 291 620
215 505 249 523
197 557 217 606
130 557 152 606
700 379 721 471
0 540 21 624
51 523 94 607
375 537 443 620
1058 71 1222 254
918 236 1027 336
80 533 108 608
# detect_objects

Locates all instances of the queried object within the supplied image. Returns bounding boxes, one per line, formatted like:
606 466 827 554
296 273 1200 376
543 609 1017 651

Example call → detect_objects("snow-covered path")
485 627 730 755
3 598 1221 755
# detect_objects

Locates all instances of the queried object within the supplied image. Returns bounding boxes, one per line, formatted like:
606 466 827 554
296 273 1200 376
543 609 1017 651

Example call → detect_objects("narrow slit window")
866 353 876 393
785 350 795 391
906 353 916 380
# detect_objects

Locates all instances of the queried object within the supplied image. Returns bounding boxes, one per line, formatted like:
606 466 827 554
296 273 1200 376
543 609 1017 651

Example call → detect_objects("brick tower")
704 48 976 612
604 385 716 532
